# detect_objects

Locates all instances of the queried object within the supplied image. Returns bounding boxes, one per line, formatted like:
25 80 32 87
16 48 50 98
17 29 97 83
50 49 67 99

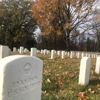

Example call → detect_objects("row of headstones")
0 46 37 59
13 47 50 55
79 56 100 86
0 45 99 60
50 50 99 59
13 47 99 59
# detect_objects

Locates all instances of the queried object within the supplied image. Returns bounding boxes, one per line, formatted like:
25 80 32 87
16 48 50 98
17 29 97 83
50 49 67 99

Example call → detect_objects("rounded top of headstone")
0 55 42 67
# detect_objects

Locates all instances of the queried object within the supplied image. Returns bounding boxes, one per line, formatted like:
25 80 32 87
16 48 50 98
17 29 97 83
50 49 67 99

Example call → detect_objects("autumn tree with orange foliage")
32 0 96 51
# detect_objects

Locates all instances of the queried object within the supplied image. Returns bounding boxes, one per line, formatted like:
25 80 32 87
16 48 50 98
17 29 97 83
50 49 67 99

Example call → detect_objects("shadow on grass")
89 79 100 86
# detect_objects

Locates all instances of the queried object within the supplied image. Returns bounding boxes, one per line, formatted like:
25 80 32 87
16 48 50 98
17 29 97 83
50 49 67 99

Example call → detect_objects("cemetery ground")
10 52 100 100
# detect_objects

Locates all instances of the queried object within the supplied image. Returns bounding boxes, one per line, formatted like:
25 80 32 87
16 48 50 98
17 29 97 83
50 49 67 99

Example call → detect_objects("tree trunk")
54 33 57 50
66 37 70 51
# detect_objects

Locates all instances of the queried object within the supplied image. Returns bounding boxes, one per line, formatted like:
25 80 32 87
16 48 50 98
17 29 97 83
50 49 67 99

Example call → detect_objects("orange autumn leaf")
69 72 75 78
77 92 89 100
58 80 63 85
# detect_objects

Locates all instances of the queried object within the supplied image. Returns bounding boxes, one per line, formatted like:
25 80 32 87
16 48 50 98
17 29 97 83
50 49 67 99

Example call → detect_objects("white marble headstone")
57 51 60 56
19 46 24 54
0 55 43 100
41 50 43 54
24 48 29 53
13 47 17 52
70 52 73 58
81 53 84 58
78 57 91 86
61 51 65 59
67 52 70 57
51 50 55 59
95 56 100 74
77 52 80 58
43 49 47 55
30 48 37 56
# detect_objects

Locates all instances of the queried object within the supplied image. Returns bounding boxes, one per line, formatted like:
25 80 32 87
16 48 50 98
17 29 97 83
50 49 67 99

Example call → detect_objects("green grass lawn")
10 52 100 100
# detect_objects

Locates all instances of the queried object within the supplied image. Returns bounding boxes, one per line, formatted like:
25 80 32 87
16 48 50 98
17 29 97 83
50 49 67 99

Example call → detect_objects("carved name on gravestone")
0 55 43 100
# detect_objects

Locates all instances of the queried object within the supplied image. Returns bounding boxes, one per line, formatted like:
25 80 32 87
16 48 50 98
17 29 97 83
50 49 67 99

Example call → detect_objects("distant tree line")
36 33 99 52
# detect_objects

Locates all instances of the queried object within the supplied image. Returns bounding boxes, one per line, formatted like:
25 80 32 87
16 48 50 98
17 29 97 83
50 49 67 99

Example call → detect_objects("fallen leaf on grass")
56 95 59 99
59 66 62 69
69 72 75 78
90 70 94 74
47 78 51 83
98 88 100 91
78 92 89 100
58 80 63 85
41 90 46 94
91 91 95 94
97 84 100 87
92 76 97 80
88 88 96 94
62 71 68 75
88 88 92 92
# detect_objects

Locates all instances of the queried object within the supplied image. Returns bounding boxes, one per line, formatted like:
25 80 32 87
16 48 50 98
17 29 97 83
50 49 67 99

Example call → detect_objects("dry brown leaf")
69 72 75 78
91 91 95 94
88 88 92 92
98 88 100 91
59 66 62 69
58 80 63 85
97 84 100 87
78 92 88 100
47 78 51 83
